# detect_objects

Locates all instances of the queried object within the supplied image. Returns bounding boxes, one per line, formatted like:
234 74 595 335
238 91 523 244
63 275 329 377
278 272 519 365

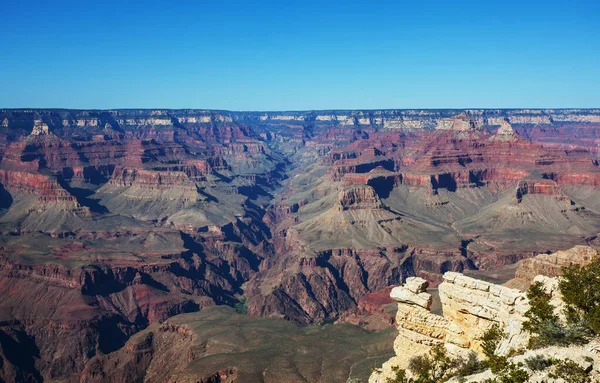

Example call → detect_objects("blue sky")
1 0 599 110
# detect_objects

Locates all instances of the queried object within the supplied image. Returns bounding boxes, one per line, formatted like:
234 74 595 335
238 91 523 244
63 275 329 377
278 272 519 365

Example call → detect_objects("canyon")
1 108 600 381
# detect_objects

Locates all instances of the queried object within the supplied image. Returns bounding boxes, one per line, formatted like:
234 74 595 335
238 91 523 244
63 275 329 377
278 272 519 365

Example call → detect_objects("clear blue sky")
1 0 599 110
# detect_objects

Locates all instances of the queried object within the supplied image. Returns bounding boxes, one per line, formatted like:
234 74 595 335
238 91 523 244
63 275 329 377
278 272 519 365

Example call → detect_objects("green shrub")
481 362 530 383
524 354 554 371
523 281 591 348
480 325 509 374
481 324 503 358
496 362 529 383
404 344 486 383
408 349 442 382
548 359 591 383
487 355 509 375
455 352 486 377
523 281 562 347
386 365 409 383
234 296 248 314
559 259 600 335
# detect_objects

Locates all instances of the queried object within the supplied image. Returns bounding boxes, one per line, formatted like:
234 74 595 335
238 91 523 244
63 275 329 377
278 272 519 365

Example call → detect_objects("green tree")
235 296 248 314
549 359 591 383
522 281 589 347
386 366 409 383
559 259 600 335
481 325 508 373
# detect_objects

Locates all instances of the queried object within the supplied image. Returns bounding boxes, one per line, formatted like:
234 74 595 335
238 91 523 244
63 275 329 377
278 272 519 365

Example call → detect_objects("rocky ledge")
370 246 600 382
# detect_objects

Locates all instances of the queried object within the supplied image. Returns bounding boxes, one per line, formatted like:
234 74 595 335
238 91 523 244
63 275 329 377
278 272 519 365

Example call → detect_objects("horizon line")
2 106 600 114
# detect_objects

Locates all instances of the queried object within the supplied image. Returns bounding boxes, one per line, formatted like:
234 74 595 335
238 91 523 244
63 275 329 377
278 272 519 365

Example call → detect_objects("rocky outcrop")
435 113 482 132
510 245 599 286
496 119 516 136
370 247 600 383
439 273 529 353
0 169 76 201
107 167 198 191
370 273 532 383
336 185 384 210
30 120 50 136
513 179 571 203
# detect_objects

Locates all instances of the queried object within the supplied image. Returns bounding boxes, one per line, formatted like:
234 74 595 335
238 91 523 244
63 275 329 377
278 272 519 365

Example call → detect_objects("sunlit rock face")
370 273 534 383
370 246 600 383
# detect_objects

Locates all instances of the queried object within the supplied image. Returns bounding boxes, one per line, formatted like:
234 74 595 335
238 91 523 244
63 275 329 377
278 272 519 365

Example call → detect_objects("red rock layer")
0 169 75 202
107 167 197 190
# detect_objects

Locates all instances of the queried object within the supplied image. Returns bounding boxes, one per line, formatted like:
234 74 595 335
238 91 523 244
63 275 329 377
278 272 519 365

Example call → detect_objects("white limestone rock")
390 285 432 309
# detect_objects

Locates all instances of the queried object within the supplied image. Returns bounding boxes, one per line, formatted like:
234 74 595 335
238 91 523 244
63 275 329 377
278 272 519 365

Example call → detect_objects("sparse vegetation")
409 344 453 381
476 326 529 383
481 324 503 357
386 344 485 383
522 259 600 348
481 325 509 374
548 359 591 383
454 352 486 377
386 366 409 383
482 362 530 383
522 281 565 348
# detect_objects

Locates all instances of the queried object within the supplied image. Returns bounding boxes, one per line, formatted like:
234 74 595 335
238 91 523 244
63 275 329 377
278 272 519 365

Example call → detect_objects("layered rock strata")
370 273 531 382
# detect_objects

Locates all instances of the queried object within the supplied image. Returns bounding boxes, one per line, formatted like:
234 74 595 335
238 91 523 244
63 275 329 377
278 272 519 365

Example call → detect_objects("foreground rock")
370 273 531 382
370 247 600 382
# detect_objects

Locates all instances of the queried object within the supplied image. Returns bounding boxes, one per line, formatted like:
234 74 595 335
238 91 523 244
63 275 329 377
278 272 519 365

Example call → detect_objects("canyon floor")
1 108 600 382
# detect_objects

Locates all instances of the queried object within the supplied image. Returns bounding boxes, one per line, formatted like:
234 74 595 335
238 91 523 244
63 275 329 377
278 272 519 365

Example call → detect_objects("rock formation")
370 246 600 383
370 273 531 382
30 120 50 136
496 119 516 136
507 245 600 288
435 113 482 132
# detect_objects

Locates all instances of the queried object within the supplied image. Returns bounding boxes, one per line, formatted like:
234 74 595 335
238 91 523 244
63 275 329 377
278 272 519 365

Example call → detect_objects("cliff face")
370 273 531 383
